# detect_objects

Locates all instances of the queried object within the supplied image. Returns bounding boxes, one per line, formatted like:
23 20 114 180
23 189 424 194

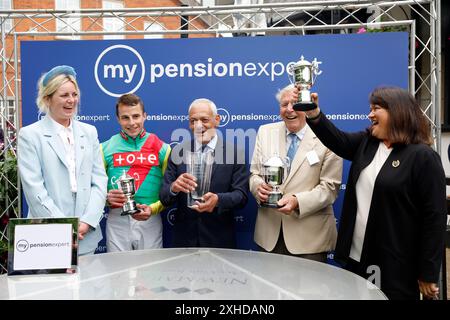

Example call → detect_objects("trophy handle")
287 63 296 85
311 58 323 85
284 157 291 178
133 172 140 187
131 172 141 191
111 176 120 190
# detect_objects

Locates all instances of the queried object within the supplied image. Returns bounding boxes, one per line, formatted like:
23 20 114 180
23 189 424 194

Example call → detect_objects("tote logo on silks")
113 152 158 167
94 44 145 97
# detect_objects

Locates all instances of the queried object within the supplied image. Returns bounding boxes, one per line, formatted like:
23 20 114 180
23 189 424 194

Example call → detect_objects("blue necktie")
287 133 299 163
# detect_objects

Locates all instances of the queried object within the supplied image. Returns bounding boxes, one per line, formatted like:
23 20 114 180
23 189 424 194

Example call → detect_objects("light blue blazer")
17 115 108 254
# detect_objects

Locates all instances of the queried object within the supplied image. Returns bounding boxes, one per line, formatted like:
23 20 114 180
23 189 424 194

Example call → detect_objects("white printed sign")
13 224 73 271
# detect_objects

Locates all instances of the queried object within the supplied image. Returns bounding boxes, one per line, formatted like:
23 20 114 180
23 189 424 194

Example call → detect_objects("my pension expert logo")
217 108 230 127
16 239 29 252
94 44 145 97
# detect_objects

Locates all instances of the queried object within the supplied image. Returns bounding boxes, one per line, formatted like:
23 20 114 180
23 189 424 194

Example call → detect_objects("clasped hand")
418 280 439 299
190 192 219 213
171 173 197 193
257 182 298 215
171 173 218 213
107 189 152 221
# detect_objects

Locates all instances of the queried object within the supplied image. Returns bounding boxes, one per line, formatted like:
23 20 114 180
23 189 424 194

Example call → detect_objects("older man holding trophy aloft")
250 64 342 262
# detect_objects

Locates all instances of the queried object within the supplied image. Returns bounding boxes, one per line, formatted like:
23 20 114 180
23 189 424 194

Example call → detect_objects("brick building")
0 0 211 131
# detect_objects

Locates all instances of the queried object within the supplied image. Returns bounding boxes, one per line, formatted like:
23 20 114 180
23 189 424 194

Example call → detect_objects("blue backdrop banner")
20 33 408 254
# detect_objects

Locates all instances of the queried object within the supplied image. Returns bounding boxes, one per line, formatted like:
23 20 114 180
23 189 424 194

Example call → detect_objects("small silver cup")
288 55 322 111
117 171 141 216
261 155 290 208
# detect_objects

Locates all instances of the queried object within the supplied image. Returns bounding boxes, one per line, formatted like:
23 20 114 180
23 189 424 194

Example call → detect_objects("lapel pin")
392 160 400 168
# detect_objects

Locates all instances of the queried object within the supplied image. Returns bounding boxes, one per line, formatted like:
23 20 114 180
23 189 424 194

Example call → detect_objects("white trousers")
106 208 163 252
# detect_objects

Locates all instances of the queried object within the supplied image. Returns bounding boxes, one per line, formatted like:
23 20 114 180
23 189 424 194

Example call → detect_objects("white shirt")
170 135 218 196
285 126 306 150
195 134 218 153
50 117 77 193
350 142 392 262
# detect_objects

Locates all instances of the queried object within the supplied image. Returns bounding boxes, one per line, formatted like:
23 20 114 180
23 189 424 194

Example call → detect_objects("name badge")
306 150 320 166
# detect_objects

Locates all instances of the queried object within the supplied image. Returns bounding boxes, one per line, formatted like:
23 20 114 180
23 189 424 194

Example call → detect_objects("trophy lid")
263 156 285 168
293 55 311 67
119 170 133 182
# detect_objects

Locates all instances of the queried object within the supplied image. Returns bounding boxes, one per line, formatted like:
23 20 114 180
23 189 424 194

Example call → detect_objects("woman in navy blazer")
18 65 108 255
304 87 446 300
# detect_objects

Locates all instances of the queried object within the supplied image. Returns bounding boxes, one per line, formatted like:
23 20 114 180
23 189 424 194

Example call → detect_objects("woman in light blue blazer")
17 65 108 255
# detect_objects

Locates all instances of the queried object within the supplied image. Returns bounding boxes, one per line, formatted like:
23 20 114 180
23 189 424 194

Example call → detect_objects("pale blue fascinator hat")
42 65 77 86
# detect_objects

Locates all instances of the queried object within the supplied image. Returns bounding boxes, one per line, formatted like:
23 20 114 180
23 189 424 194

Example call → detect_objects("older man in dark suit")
160 98 249 248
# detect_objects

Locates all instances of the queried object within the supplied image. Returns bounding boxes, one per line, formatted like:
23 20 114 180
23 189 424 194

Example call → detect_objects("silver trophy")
261 155 290 208
186 150 214 208
117 170 141 216
288 55 322 111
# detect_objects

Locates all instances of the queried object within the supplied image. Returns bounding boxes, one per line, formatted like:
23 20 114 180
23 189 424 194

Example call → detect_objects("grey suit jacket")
250 121 343 254
18 115 107 254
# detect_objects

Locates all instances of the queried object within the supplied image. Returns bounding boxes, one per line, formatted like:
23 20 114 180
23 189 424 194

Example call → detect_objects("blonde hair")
36 74 80 114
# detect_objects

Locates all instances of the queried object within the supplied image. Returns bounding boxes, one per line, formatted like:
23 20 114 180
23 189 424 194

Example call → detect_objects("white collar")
286 126 307 141
195 134 218 152
48 115 73 133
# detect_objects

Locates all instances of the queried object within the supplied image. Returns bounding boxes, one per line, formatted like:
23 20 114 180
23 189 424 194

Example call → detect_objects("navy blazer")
307 112 447 299
159 138 249 248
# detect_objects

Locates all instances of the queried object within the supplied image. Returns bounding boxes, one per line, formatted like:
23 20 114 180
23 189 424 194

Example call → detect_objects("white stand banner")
13 223 73 271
